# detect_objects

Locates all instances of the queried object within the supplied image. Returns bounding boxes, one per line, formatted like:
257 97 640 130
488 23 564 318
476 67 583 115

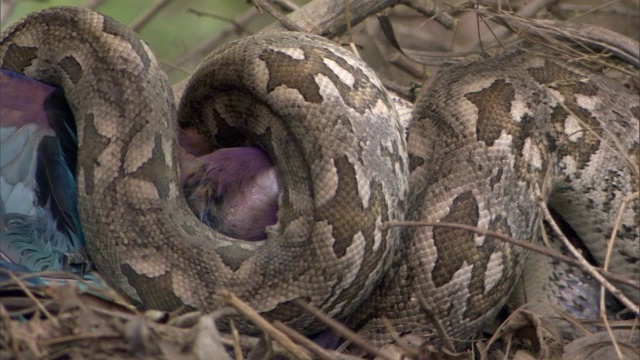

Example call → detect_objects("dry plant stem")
380 318 420 358
567 0 626 21
130 0 174 31
185 8 252 35
601 313 624 359
0 0 17 25
252 0 311 32
344 0 361 58
271 0 301 13
535 189 639 315
230 320 243 360
263 0 403 37
603 192 639 278
485 10 640 68
600 192 638 359
1 304 30 356
293 299 397 360
560 1 640 17
473 0 559 50
83 0 107 8
385 221 638 290
172 7 259 71
175 0 405 74
272 321 337 360
216 290 312 360
398 0 455 29
415 295 457 353
41 333 122 347
8 272 59 327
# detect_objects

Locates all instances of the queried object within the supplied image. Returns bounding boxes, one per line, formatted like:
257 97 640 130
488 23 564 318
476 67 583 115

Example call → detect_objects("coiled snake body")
1 7 638 350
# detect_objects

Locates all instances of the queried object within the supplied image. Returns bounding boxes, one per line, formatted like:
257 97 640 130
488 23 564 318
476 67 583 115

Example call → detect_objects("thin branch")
384 221 639 290
272 321 336 360
130 0 174 32
252 0 311 32
535 187 639 315
215 290 312 360
293 299 397 360
0 0 17 26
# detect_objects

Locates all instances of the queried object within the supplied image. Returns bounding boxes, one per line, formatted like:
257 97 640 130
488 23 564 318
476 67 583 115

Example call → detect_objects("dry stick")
380 317 419 358
1 303 40 357
344 0 361 58
174 0 406 71
486 12 640 73
130 0 174 32
185 8 253 35
293 299 397 360
83 0 107 9
171 7 259 73
7 272 59 327
229 320 244 360
215 290 312 360
601 311 624 360
384 222 638 290
0 0 17 25
272 321 336 360
272 0 301 12
263 0 404 36
535 187 639 316
414 295 458 353
567 0 623 21
473 0 559 51
252 0 311 32
398 0 455 29
600 192 638 359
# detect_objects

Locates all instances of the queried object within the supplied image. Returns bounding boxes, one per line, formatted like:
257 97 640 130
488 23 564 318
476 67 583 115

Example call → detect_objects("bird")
0 69 279 278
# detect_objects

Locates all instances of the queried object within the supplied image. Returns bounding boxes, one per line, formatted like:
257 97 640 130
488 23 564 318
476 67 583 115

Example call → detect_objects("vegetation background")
1 0 311 83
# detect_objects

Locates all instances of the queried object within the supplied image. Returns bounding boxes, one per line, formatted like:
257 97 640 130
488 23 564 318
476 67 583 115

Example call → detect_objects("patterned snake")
1 6 638 351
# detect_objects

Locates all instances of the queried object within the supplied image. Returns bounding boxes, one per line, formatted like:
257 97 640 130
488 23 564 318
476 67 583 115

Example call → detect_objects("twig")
271 0 300 12
415 294 457 353
272 321 336 360
215 290 312 360
252 0 311 32
484 10 640 68
185 8 252 35
83 0 107 9
262 0 403 37
536 186 639 316
344 0 360 58
229 320 243 360
293 299 396 360
384 221 638 290
473 0 559 51
172 6 260 72
398 0 455 29
0 0 17 26
380 317 420 358
8 272 59 327
600 192 638 359
130 0 174 32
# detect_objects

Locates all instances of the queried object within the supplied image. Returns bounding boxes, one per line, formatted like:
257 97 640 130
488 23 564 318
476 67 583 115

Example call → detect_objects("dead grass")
1 1 639 359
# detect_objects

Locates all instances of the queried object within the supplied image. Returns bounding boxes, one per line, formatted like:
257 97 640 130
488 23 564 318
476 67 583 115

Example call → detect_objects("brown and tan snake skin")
1 6 638 351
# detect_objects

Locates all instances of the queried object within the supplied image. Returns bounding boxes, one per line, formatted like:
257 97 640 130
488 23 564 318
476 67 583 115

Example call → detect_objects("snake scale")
1 6 638 351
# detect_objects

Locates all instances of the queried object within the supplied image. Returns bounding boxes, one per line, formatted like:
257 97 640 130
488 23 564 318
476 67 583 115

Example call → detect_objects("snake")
1 6 638 352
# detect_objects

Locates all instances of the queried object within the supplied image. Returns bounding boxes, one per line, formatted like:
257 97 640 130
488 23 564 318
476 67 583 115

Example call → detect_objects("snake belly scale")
1 6 638 350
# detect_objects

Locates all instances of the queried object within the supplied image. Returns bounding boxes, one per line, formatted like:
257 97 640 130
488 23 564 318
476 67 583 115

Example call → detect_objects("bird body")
0 69 278 275
1 69 83 272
